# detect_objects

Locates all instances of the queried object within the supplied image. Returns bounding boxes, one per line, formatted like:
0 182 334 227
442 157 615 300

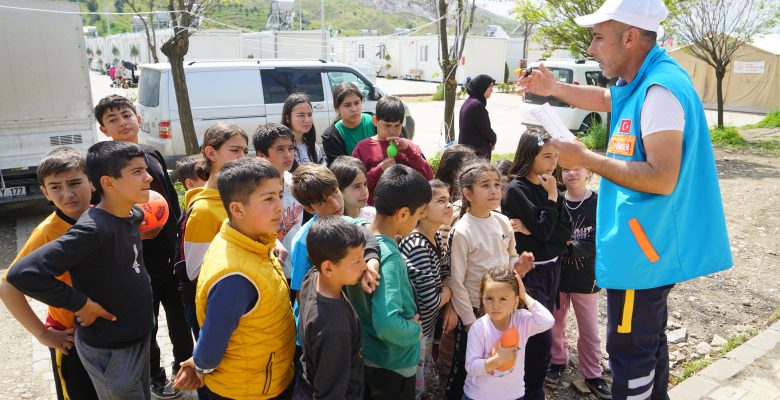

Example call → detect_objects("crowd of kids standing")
1 78 612 400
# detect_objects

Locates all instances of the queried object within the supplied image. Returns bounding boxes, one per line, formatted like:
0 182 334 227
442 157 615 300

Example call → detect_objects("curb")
669 320 780 399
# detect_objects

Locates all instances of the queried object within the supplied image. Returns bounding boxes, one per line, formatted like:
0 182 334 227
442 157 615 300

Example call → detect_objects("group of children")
0 87 612 400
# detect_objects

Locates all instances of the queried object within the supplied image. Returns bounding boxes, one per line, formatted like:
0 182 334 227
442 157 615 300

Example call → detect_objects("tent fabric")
668 35 780 113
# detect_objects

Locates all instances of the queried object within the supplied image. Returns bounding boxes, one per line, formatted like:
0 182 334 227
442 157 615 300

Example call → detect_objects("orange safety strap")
628 218 660 263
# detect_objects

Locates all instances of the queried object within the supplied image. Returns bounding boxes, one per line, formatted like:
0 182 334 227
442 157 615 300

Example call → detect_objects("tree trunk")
162 34 199 155
715 68 725 129
443 65 458 143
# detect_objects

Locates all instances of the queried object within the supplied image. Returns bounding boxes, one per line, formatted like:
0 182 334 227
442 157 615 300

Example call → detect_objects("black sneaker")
151 379 181 399
584 377 612 400
545 363 566 384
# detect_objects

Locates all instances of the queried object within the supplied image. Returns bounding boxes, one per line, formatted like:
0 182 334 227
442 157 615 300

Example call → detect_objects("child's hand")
513 251 535 278
75 298 116 327
442 303 458 334
360 260 381 293
439 285 453 308
173 358 204 391
379 157 396 171
538 173 558 201
510 218 531 235
495 342 518 364
37 327 75 355
273 239 288 263
387 137 411 151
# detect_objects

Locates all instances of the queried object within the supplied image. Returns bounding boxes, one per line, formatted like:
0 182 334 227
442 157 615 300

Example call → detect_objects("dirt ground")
0 148 777 400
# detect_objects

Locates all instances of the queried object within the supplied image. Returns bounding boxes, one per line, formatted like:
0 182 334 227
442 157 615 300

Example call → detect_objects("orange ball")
491 326 519 371
138 189 169 232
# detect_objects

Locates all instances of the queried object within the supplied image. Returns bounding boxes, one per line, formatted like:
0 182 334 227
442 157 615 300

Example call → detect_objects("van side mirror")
369 88 382 101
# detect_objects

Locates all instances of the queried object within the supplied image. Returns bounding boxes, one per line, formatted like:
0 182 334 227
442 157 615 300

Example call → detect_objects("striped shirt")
399 231 450 337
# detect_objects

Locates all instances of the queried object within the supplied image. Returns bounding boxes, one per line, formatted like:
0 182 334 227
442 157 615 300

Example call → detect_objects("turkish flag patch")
618 119 632 134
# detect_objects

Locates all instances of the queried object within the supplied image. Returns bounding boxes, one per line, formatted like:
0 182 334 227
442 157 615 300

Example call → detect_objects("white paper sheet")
530 103 577 142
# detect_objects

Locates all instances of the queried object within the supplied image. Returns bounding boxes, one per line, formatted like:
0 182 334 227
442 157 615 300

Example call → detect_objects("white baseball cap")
574 0 669 33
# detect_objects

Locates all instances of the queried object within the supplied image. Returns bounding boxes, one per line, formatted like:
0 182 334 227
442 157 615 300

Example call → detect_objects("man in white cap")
519 0 733 399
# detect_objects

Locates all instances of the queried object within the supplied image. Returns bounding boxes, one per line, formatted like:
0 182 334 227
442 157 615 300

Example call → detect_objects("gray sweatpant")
76 333 151 400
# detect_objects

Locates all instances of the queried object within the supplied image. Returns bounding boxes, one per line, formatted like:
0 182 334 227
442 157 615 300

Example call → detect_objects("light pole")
321 0 326 59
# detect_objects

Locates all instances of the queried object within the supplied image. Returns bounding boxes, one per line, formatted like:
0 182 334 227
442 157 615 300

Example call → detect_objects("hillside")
73 0 517 37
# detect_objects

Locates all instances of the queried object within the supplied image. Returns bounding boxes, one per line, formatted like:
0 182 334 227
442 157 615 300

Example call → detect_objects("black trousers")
148 264 194 383
50 346 99 400
522 258 561 400
607 285 673 400
364 366 415 400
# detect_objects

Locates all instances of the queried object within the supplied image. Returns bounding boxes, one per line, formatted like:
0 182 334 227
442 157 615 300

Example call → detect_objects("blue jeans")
76 333 151 400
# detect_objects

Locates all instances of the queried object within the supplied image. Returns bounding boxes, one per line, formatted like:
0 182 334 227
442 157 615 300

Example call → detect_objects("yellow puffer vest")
196 221 295 399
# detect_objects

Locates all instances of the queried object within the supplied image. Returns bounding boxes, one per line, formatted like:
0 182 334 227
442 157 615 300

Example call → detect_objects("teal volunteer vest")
597 44 732 290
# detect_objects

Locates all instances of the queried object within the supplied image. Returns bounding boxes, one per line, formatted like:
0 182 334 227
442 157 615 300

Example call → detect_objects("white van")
518 60 608 132
136 60 414 161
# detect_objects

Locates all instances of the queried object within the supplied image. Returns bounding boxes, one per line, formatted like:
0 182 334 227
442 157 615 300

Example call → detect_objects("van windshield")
138 70 161 107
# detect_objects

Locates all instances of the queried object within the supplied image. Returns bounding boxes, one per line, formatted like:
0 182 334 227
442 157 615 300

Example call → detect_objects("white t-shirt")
279 171 304 278
295 142 325 165
357 206 376 224
640 85 685 138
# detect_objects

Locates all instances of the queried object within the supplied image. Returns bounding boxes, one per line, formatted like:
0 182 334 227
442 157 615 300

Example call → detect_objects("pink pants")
551 292 603 379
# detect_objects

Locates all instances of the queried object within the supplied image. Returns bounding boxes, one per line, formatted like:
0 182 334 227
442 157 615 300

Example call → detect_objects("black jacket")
139 144 182 269
501 177 572 261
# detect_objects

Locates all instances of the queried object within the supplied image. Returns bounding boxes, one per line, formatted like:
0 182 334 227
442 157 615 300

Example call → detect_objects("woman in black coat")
457 74 497 160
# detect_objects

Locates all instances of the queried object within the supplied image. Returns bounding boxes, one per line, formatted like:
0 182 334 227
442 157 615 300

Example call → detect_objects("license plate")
0 186 26 199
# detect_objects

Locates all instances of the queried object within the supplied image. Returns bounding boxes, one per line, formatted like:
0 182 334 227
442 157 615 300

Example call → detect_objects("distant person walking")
458 74 497 160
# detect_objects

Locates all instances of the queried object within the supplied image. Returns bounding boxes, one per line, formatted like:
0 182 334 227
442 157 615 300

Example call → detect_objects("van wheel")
578 113 601 134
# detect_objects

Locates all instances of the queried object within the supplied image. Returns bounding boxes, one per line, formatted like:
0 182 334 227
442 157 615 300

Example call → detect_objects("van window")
138 70 161 107
261 69 325 104
327 71 371 99
547 68 573 84
585 71 608 87
186 70 262 108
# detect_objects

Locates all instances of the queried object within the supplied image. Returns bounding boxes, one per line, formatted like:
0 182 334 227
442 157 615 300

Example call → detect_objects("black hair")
306 216 366 270
175 154 207 183
332 82 363 121
506 128 551 179
429 178 449 194
374 165 432 216
459 162 500 217
281 93 318 164
253 122 295 156
375 95 405 123
330 155 367 191
37 147 86 186
94 94 136 126
217 157 281 216
198 122 249 178
86 141 145 198
434 144 480 200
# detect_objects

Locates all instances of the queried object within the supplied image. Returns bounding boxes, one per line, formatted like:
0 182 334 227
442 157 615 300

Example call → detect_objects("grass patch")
670 329 755 386
491 153 515 162
431 84 444 101
744 109 780 129
770 309 780 323
174 181 186 211
580 123 608 150
711 126 747 146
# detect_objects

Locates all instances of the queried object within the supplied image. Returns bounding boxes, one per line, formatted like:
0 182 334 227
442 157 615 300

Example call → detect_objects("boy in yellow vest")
174 157 296 399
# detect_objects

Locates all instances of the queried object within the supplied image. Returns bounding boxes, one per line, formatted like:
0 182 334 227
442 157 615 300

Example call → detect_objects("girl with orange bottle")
463 266 554 400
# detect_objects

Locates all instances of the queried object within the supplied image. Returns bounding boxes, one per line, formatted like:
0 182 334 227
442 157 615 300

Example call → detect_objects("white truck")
0 0 96 209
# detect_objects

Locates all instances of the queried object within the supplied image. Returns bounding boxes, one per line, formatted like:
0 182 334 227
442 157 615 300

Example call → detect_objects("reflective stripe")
628 218 660 263
617 289 635 333
628 369 655 389
626 384 653 400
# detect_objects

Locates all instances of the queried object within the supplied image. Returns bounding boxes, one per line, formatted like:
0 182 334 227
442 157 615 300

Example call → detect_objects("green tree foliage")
529 0 684 58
